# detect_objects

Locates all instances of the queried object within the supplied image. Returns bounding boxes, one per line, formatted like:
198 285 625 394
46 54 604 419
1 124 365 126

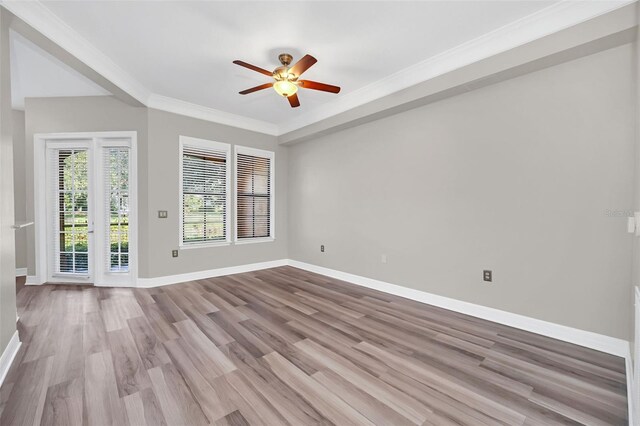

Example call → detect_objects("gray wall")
287 44 635 340
144 109 288 278
22 98 287 279
24 96 148 276
0 8 16 355
12 109 25 270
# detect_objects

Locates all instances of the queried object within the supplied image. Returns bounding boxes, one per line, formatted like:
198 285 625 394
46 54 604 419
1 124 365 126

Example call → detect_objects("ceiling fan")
233 53 341 108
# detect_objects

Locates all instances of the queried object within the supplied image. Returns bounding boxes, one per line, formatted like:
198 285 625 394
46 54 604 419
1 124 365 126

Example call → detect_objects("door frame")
33 131 138 287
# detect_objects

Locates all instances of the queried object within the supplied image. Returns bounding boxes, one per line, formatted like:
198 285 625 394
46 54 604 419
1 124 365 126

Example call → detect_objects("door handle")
12 221 34 229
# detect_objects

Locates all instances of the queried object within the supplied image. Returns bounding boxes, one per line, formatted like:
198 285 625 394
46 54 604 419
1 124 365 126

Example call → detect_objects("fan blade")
289 54 317 77
233 60 273 77
298 80 341 93
239 83 273 95
287 93 300 108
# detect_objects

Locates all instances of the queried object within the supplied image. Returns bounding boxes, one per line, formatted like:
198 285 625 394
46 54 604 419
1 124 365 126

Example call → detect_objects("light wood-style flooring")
0 266 628 425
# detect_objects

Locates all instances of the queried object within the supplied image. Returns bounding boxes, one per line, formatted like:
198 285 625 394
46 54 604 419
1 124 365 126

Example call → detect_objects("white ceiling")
5 0 633 133
10 29 109 110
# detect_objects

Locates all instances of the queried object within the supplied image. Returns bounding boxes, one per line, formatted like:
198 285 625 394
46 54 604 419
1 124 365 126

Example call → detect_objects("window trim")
234 145 275 244
179 136 231 248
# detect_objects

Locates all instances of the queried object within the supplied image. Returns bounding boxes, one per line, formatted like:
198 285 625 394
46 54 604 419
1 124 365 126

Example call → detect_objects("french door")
43 134 136 286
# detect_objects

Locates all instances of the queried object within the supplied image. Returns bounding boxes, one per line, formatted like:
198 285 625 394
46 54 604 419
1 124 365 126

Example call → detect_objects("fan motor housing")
278 53 293 66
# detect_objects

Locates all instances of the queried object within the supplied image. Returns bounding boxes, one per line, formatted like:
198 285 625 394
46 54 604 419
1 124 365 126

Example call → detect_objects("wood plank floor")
0 266 627 425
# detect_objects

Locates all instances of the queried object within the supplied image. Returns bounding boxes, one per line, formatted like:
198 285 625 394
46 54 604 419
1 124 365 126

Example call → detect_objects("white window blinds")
104 147 130 272
180 137 230 245
48 147 90 275
235 147 274 240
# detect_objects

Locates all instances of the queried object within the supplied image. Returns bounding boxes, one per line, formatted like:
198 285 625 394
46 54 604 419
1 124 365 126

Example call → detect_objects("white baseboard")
22 260 290 288
631 286 640 425
136 259 289 288
624 343 634 426
0 331 21 389
287 260 630 358
15 267 27 277
25 275 42 285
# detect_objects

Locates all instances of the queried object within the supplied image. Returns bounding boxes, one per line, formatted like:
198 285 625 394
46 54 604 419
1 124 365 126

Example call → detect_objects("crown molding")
1 0 150 105
1 0 279 135
2 0 636 138
147 94 279 136
277 0 637 135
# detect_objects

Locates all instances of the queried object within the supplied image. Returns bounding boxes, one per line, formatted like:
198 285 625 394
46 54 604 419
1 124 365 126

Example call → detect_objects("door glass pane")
54 149 89 274
106 147 130 272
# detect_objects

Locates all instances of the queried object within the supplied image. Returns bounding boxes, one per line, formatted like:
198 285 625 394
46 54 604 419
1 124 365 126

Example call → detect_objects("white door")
43 134 136 286
96 141 134 286
46 140 93 282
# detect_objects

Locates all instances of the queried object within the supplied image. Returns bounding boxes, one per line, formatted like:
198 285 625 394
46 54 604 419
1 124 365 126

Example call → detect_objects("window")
235 146 274 242
104 147 130 272
179 136 230 246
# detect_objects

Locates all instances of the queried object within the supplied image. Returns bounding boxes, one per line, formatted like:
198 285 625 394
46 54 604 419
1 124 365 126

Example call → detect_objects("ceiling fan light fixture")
273 80 298 97
234 53 340 108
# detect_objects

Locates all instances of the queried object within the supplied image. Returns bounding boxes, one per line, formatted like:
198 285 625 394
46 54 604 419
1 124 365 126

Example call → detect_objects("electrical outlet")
483 270 492 282
172 250 179 258
381 254 387 264
158 210 168 219
320 245 325 253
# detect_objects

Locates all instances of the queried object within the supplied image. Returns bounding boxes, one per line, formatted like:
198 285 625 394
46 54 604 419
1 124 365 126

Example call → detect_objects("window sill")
180 241 231 250
234 237 275 245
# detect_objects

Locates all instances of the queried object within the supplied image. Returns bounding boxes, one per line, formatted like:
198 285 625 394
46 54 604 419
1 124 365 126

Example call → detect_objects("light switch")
158 210 168 219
